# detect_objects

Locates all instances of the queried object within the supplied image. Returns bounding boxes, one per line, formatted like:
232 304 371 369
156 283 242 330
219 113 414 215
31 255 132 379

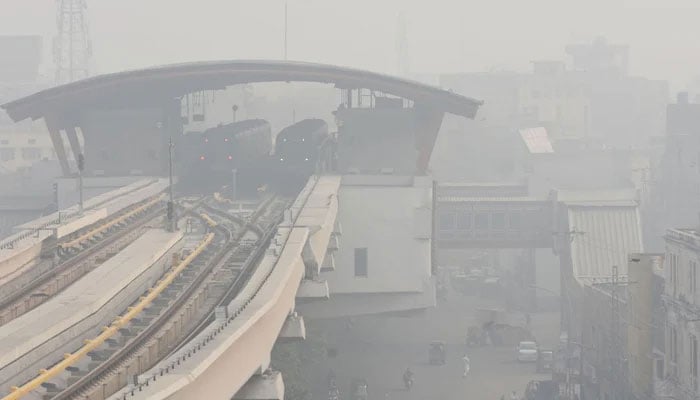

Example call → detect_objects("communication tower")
54 0 92 83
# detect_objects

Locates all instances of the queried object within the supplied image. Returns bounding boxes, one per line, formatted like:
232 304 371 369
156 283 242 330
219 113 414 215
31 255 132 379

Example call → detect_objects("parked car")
517 341 538 362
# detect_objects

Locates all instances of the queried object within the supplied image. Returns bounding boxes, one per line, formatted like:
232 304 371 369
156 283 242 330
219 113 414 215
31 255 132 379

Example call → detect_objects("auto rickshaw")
429 341 446 365
466 326 484 346
536 349 554 373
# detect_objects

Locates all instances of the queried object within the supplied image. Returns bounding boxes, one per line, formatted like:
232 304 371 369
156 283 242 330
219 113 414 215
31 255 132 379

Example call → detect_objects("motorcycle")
403 376 413 390
328 387 340 400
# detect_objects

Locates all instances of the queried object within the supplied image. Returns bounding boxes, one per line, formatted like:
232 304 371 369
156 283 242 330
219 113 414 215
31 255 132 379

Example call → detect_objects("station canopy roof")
1 60 482 122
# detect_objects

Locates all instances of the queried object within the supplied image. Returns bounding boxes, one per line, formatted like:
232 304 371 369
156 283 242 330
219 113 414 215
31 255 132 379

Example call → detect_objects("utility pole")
167 134 175 232
77 153 84 214
610 265 623 400
231 169 237 201
284 1 288 60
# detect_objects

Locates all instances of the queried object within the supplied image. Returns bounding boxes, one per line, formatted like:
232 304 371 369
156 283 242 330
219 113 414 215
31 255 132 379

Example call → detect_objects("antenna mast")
54 0 92 83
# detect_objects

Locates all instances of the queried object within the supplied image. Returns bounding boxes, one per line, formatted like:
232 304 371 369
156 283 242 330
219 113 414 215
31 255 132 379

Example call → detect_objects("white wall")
324 175 433 295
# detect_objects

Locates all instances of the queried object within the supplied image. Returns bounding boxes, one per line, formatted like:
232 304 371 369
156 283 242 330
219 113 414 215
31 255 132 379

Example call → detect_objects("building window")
474 213 489 230
492 212 506 230
27 138 36 145
0 148 15 161
0 139 8 145
656 359 664 381
670 253 678 297
354 248 368 277
439 212 455 230
670 326 678 364
456 212 471 230
691 260 698 297
509 212 521 230
691 334 698 380
21 148 41 160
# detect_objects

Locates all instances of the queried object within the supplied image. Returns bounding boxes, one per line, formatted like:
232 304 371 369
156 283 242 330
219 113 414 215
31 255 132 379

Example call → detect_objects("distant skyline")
2 0 700 91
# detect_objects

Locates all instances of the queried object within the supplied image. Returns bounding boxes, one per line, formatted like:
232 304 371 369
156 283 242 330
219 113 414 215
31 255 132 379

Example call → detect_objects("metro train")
177 119 273 194
273 118 332 192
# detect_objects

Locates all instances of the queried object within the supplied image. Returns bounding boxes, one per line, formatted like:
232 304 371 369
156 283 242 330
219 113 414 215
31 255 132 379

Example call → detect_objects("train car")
273 118 331 193
205 119 272 171
177 119 273 194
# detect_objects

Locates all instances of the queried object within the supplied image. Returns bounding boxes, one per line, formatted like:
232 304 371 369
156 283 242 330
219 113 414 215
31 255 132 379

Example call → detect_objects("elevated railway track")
2 192 290 400
0 195 166 326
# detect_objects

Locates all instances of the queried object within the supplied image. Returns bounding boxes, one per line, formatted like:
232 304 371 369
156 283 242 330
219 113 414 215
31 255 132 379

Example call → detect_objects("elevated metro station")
0 60 483 399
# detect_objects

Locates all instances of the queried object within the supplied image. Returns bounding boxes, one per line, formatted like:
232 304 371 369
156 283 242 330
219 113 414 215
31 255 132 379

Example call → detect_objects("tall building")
661 228 700 399
645 93 700 251
439 39 668 148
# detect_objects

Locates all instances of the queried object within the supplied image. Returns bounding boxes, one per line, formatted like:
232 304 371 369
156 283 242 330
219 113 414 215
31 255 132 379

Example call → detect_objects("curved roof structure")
1 60 482 122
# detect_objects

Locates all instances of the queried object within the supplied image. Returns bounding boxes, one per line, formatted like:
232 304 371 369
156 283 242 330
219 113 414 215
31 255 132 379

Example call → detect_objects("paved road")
302 290 560 400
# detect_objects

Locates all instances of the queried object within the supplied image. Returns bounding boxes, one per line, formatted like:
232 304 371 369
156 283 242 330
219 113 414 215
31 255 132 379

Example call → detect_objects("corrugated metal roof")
438 196 536 203
568 204 643 283
556 188 638 205
519 127 554 154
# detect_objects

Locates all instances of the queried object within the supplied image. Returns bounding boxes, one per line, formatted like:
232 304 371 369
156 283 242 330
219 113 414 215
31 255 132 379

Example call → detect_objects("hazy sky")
2 0 700 89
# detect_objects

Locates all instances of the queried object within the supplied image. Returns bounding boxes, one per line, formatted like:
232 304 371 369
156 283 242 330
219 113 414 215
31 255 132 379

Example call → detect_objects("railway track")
0 196 165 326
42 193 290 400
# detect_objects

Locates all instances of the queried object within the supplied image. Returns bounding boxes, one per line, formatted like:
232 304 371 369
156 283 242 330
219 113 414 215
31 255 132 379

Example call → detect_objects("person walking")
462 354 471 377
510 390 518 400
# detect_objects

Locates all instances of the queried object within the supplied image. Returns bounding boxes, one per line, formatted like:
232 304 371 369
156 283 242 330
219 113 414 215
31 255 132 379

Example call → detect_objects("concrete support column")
278 312 306 341
44 116 72 176
64 126 83 164
233 370 284 400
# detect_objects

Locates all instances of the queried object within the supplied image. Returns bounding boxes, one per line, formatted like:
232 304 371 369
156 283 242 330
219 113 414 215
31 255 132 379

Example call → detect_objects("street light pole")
231 168 237 201
77 153 85 214
167 134 175 232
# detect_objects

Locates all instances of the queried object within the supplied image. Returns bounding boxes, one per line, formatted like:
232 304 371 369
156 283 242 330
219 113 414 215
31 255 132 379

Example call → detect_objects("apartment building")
662 228 700 398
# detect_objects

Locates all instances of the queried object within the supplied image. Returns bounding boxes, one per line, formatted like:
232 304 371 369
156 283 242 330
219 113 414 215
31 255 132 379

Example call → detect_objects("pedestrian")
462 354 470 377
510 390 518 400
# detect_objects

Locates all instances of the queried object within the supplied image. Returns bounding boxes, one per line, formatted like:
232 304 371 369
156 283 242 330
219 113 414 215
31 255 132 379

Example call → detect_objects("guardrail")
2 232 215 400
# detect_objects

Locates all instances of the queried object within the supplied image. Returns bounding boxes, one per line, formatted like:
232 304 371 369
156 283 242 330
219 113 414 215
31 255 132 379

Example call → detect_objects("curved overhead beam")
1 60 482 122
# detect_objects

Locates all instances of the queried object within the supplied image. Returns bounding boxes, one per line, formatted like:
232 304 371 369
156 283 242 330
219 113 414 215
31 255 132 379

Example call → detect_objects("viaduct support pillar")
233 370 284 400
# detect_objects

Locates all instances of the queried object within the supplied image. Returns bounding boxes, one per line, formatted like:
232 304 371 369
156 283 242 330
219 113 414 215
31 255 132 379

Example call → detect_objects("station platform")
0 178 169 294
0 228 183 396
